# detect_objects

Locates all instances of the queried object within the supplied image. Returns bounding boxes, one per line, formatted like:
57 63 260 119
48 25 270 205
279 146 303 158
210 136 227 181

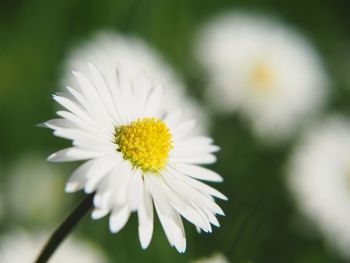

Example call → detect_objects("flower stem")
35 193 95 263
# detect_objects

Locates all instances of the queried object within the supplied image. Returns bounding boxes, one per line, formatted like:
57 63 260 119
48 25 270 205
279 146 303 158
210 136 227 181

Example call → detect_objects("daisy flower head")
45 63 226 253
195 12 329 142
62 31 209 134
0 230 108 263
287 116 350 259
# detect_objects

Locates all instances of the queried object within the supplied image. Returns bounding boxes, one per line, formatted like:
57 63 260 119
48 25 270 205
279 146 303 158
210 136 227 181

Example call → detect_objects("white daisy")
0 163 4 221
195 12 329 141
6 153 66 224
62 31 209 133
0 230 108 263
45 63 226 253
287 116 350 259
0 190 3 221
192 252 230 263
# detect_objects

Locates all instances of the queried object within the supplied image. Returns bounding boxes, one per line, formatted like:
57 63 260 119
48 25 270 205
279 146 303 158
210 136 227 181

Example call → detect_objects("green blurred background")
1 0 350 262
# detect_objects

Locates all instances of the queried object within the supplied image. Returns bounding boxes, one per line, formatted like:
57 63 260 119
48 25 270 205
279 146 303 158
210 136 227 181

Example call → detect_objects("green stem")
35 193 95 263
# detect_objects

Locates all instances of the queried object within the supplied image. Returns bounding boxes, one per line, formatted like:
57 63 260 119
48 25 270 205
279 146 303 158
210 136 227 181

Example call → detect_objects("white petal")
138 186 154 249
164 109 183 129
72 71 112 124
65 182 83 193
171 136 219 159
164 170 225 217
158 174 213 232
144 176 172 214
107 68 128 125
171 120 197 141
169 191 211 232
88 63 121 125
65 153 120 193
53 94 88 118
57 110 112 140
153 197 186 253
131 72 152 119
65 86 89 109
202 207 220 227
93 190 112 208
147 177 186 253
184 177 227 202
53 128 113 150
108 161 133 207
172 163 223 182
91 208 109 220
176 144 220 154
109 205 130 233
169 154 217 165
174 136 215 148
65 159 95 192
176 136 213 145
143 84 162 117
84 153 121 193
116 67 133 123
73 136 115 152
65 85 103 123
170 144 220 159
47 147 104 163
127 168 143 211
190 202 212 233
167 167 227 202
53 94 114 134
45 119 76 129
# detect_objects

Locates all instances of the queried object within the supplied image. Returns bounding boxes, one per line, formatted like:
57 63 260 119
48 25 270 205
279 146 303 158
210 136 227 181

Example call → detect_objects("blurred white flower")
46 63 226 253
0 190 4 221
62 31 209 133
0 230 108 263
0 163 4 220
195 12 329 142
6 153 66 224
192 252 230 263
287 116 350 258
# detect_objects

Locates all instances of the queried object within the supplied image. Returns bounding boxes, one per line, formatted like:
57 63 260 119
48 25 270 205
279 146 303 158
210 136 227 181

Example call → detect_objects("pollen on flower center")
250 61 275 90
114 117 173 173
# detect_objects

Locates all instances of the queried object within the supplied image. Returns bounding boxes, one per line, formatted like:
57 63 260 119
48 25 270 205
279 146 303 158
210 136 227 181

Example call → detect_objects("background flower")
192 252 230 263
287 116 350 259
0 230 108 263
195 12 329 142
5 153 68 225
62 31 209 134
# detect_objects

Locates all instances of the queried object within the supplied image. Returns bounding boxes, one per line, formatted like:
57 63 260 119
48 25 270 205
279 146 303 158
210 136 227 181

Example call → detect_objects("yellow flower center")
250 62 275 90
115 117 173 173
